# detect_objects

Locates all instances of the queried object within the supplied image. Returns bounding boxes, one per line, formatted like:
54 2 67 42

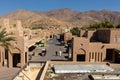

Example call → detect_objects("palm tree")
0 28 15 54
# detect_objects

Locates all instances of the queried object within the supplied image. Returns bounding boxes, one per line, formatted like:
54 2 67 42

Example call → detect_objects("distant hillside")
1 8 120 28
1 9 70 28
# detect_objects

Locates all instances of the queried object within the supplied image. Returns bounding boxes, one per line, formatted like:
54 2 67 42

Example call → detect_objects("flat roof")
54 64 114 73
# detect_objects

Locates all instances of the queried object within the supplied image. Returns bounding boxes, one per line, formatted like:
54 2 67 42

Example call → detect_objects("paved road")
30 37 69 61
0 67 19 80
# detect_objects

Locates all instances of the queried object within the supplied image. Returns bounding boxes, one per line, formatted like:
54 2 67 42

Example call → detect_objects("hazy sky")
0 0 120 15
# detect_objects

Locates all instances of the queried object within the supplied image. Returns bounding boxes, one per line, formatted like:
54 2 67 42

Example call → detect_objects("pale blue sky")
0 0 120 15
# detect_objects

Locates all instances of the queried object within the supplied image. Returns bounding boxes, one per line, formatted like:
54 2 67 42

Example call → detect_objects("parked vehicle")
41 49 47 56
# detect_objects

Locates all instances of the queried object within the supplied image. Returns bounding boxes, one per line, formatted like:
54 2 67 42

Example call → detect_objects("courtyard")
30 36 70 62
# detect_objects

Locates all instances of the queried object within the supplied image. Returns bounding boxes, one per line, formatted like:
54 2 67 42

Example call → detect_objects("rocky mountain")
1 8 120 28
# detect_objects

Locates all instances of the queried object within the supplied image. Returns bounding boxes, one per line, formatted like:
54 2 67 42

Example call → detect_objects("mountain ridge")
1 8 120 28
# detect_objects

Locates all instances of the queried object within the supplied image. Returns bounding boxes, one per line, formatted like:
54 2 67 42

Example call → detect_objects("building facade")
72 29 120 63
0 19 28 68
0 18 62 68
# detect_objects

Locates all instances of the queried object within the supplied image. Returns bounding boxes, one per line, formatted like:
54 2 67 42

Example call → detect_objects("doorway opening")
77 54 85 61
106 49 114 61
50 35 52 38
25 52 27 63
13 54 20 67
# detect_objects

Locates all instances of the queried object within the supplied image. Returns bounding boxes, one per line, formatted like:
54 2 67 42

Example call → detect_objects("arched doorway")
12 48 21 67
50 35 52 38
13 54 20 67
77 48 86 61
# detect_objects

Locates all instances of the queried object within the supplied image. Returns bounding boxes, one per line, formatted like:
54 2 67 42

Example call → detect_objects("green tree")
83 21 115 30
116 24 120 28
101 21 114 28
88 23 100 29
70 27 80 36
0 28 15 53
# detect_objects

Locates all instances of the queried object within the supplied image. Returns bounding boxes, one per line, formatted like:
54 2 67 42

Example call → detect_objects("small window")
80 44 83 46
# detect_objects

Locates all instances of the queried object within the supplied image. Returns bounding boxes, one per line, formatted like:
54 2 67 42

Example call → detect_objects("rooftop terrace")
13 61 45 80
41 61 120 80
11 61 120 80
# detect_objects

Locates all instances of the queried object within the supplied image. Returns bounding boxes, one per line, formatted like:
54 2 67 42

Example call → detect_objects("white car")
34 44 41 47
